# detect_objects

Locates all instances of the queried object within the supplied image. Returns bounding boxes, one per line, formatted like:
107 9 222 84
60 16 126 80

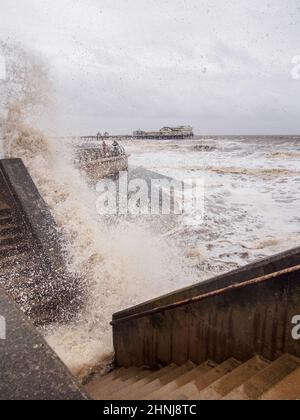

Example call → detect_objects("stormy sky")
1 0 300 135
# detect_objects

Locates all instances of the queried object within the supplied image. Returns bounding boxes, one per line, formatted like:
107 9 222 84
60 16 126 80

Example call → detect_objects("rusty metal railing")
111 263 300 326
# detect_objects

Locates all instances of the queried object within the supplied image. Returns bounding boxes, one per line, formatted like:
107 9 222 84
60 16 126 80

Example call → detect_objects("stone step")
0 216 14 225
0 225 23 237
0 242 29 258
224 354 300 400
197 356 270 400
86 367 140 399
111 364 177 400
260 366 300 400
135 362 196 400
147 361 217 400
85 367 127 395
169 358 241 400
94 368 155 400
0 208 13 217
109 368 156 393
0 234 25 247
85 354 300 400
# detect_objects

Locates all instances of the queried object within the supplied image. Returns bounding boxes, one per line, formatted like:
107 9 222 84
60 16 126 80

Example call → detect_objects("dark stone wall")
113 253 300 368
113 245 300 320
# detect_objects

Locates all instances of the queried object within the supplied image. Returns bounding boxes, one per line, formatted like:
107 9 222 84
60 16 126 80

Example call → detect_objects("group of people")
99 137 122 157
96 132 123 156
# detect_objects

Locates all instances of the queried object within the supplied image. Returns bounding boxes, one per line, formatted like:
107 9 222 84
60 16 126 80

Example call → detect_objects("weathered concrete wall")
0 287 88 400
114 245 300 320
79 155 129 183
113 251 300 368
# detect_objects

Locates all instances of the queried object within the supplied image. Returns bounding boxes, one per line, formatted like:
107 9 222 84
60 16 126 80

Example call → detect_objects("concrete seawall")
79 154 129 182
113 246 300 368
74 146 129 184
0 287 88 400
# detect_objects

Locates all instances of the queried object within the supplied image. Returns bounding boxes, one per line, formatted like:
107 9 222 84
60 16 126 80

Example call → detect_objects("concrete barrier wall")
0 287 88 400
113 252 300 368
114 246 300 320
79 155 129 183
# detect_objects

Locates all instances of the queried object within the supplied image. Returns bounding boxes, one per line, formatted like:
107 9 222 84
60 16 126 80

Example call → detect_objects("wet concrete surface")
0 287 89 400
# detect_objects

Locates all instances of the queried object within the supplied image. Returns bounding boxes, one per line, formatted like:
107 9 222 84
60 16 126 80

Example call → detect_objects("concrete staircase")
0 159 81 325
0 205 44 316
0 204 57 323
85 354 300 400
0 206 31 268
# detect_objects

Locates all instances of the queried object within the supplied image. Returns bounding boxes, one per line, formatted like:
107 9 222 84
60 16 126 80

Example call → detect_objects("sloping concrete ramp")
0 158 81 325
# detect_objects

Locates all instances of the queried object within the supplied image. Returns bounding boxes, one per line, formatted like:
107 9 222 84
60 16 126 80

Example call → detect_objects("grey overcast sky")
1 0 300 135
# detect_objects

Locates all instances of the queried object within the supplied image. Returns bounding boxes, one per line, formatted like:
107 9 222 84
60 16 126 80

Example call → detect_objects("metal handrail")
111 263 300 326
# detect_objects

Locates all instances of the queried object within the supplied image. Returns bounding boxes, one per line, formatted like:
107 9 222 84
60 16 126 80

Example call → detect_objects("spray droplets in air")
0 41 50 159
0 41 197 376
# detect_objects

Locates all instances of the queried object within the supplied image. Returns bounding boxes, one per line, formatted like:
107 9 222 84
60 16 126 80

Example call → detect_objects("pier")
133 125 194 140
79 125 194 142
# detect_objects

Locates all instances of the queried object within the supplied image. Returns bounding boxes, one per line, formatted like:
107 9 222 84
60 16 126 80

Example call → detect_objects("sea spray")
0 42 197 375
20 143 195 375
0 41 50 155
